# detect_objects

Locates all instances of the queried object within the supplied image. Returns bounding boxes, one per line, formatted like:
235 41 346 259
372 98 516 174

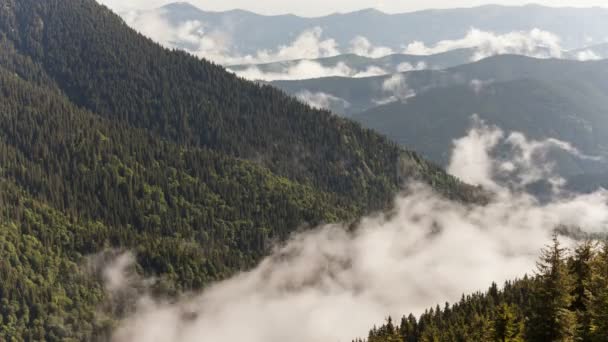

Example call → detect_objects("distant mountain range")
271 55 608 188
228 46 607 81
149 2 608 57
227 49 476 80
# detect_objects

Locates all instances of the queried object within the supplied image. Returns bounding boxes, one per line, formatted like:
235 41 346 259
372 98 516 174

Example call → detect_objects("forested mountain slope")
353 77 608 177
0 0 480 339
270 55 608 181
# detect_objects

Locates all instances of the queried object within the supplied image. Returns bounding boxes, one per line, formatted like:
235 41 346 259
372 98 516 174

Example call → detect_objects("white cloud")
469 78 493 95
231 61 353 81
575 49 602 61
396 61 428 72
110 121 608 342
353 66 390 78
103 252 137 293
295 90 351 113
229 60 389 81
349 36 394 58
404 28 563 61
374 73 416 105
124 10 236 64
125 10 341 65
253 27 340 63
448 116 601 193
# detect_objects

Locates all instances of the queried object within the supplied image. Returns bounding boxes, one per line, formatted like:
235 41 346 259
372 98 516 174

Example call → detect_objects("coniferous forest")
1 0 607 341
358 239 608 342
0 0 478 340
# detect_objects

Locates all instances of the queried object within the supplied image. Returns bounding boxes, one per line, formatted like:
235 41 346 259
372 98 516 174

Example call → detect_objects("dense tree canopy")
0 0 481 340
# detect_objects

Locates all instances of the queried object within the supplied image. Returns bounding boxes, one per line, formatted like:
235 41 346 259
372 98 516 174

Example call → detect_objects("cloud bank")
230 61 388 81
404 28 563 61
108 118 608 342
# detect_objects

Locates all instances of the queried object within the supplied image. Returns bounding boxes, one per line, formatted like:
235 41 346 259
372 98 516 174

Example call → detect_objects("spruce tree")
589 241 608 341
492 303 523 342
570 241 594 342
527 235 576 342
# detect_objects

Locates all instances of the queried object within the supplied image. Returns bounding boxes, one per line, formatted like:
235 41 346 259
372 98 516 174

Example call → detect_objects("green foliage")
491 304 524 342
0 0 481 339
588 242 608 341
527 236 576 341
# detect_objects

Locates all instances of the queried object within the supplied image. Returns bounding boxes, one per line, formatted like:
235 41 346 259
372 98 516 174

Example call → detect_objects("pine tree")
570 241 594 342
491 303 523 342
527 235 576 342
589 241 608 341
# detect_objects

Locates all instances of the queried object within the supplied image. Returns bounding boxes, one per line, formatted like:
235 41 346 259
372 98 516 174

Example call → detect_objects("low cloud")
295 90 351 114
396 61 428 72
575 49 602 61
404 28 563 61
124 10 236 64
125 9 340 65
349 36 394 58
109 119 608 342
251 27 340 64
230 60 388 81
231 61 354 81
103 252 137 293
469 79 493 95
449 116 602 193
373 73 416 105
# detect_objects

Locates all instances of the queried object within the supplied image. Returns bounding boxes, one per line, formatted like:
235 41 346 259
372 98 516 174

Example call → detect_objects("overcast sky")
98 0 608 16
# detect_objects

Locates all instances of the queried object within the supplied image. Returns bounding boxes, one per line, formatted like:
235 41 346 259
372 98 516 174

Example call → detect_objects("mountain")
269 55 608 185
0 0 480 339
150 3 608 56
227 49 476 80
271 69 465 115
354 77 608 176
270 54 608 113
349 56 608 184
229 45 607 82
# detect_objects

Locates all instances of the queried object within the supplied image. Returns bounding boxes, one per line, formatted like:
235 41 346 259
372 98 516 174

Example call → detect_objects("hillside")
0 0 480 339
352 77 608 177
271 69 463 115
268 55 608 181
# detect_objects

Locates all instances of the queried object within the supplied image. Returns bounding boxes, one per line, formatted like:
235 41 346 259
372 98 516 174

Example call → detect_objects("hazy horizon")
99 0 608 17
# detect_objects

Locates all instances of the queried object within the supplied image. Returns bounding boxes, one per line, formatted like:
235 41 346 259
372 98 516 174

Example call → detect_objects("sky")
99 0 608 16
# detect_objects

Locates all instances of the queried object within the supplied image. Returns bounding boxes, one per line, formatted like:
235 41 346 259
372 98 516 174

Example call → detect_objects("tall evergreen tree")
570 241 595 342
492 303 524 342
589 241 608 341
527 235 576 342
